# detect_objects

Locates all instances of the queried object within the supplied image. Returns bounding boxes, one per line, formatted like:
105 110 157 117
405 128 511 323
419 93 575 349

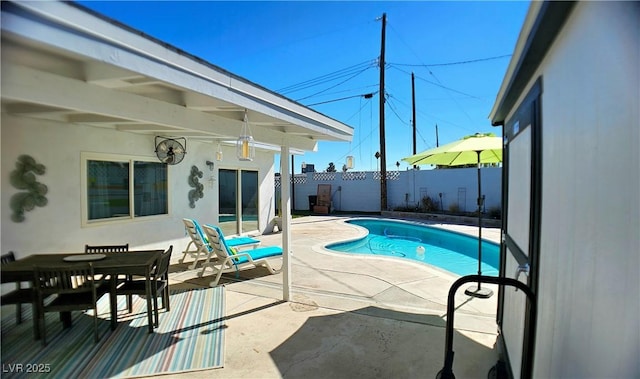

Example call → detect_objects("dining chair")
85 244 129 253
116 246 172 329
85 243 131 306
33 263 109 346
1 251 35 324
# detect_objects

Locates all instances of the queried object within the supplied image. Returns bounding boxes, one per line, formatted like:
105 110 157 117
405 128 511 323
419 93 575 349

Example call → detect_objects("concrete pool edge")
301 217 498 320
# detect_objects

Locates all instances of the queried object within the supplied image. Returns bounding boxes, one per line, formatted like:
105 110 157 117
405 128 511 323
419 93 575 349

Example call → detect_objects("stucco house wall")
1 112 277 257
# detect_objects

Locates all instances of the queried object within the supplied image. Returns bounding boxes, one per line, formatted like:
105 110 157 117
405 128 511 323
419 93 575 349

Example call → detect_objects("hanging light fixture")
216 141 223 162
346 155 354 169
237 109 255 161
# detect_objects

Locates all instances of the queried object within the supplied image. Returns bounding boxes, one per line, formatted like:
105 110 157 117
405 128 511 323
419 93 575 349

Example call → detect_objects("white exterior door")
498 80 541 379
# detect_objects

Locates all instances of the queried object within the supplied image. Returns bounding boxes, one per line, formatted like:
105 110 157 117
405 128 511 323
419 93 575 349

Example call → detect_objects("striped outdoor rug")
1 286 225 378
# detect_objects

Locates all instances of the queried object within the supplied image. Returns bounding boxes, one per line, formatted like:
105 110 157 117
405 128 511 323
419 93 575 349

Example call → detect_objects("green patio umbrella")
402 132 503 298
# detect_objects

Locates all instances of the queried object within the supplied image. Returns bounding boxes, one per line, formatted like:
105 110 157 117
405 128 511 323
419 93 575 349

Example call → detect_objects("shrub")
448 203 460 214
488 206 502 219
421 196 439 212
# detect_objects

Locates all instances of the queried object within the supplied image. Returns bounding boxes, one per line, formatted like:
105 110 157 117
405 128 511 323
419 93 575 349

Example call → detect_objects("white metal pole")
280 145 292 301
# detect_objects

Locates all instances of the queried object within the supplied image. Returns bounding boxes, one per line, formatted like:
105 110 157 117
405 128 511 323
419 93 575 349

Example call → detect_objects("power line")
422 68 475 124
386 94 431 148
415 127 434 150
305 91 377 106
332 124 376 166
300 84 378 100
295 66 373 102
277 59 376 94
281 64 373 95
388 65 484 100
328 96 376 165
230 18 373 65
343 92 376 123
278 60 373 93
386 21 509 72
386 20 478 123
385 88 476 136
385 95 411 127
388 54 512 67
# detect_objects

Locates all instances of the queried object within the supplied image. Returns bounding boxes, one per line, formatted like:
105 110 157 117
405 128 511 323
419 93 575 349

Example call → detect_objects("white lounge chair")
180 218 260 269
201 224 283 286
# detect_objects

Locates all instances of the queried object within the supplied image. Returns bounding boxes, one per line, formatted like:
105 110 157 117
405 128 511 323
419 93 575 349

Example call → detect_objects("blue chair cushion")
232 246 283 265
205 224 260 248
226 236 260 247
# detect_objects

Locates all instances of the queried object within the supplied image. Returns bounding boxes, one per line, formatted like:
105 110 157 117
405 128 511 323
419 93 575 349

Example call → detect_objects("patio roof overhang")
0 1 354 151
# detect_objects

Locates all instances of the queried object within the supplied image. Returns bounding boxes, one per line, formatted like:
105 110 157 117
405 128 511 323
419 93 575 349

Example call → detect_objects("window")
83 153 168 224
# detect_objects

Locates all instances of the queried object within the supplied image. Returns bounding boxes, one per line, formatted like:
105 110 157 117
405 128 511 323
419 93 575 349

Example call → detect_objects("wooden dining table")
1 249 164 338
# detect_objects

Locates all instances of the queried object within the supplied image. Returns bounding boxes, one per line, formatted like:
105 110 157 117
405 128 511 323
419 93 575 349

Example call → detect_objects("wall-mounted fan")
155 136 186 165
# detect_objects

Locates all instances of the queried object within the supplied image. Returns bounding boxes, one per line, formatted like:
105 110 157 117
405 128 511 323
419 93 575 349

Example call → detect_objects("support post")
280 145 292 301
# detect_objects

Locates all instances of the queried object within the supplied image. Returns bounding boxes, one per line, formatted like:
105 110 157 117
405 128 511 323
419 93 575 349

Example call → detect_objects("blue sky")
78 1 530 172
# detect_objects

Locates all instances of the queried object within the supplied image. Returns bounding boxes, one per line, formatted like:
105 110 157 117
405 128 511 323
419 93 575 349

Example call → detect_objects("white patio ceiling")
0 1 353 151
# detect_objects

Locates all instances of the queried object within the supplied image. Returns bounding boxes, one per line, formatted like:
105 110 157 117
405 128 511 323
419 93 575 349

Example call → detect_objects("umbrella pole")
465 151 494 299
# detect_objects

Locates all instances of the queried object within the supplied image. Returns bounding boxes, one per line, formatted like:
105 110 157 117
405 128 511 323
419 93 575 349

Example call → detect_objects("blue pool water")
326 219 499 277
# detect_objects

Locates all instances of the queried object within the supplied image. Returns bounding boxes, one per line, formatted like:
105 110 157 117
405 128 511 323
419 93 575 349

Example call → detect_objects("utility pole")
411 72 417 169
379 12 387 211
436 123 440 147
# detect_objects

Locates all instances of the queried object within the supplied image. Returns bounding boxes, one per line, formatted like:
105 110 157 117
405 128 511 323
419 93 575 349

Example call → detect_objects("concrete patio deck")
161 215 502 379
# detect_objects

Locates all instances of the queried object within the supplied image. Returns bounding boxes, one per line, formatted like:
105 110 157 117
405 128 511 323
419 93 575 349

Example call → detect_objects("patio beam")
2 64 319 151
280 144 292 301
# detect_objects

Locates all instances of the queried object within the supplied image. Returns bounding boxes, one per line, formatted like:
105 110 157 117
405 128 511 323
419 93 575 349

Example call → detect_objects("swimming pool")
326 218 499 277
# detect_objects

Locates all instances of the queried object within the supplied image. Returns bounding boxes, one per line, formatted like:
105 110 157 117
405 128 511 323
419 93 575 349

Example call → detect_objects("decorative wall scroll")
10 155 48 222
188 165 204 208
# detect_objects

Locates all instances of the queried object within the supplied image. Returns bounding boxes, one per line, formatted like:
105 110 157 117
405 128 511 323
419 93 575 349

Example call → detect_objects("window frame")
81 152 171 227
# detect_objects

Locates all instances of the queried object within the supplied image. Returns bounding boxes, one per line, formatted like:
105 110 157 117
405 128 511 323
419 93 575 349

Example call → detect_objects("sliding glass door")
218 169 237 236
218 169 258 235
241 171 258 232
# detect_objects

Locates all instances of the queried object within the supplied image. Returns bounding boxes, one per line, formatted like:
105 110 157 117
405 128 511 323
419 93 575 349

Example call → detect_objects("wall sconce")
216 142 223 162
237 109 255 161
206 160 215 188
346 156 354 169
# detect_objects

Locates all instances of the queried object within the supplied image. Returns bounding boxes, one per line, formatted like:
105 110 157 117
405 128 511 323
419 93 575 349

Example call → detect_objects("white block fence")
276 167 501 213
